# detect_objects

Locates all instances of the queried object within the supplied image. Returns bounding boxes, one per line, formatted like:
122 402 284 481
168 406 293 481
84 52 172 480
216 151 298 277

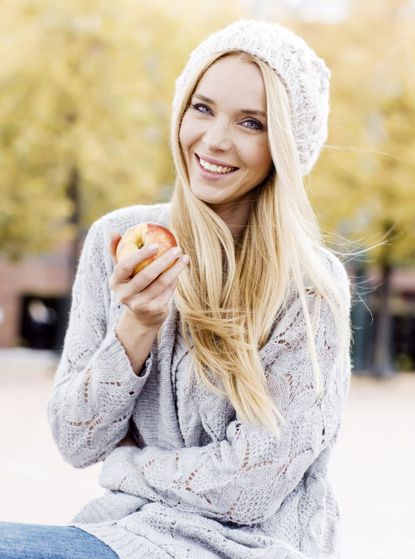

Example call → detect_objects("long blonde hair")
168 51 351 437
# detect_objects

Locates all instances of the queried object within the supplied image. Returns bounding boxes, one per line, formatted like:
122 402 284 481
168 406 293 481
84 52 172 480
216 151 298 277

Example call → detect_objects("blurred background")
0 0 414 558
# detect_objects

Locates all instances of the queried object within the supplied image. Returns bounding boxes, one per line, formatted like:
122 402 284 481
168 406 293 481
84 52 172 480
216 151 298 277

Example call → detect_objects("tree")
292 0 415 374
0 0 240 274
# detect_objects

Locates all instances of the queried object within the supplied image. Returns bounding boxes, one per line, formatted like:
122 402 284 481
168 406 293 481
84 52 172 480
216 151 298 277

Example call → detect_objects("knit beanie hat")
172 19 330 176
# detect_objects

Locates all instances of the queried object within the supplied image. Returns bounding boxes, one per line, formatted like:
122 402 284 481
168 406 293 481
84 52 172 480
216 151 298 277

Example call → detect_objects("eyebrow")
193 94 267 118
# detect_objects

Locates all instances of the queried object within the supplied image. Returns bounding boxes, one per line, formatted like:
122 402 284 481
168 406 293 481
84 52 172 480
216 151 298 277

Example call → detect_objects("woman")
0 19 352 559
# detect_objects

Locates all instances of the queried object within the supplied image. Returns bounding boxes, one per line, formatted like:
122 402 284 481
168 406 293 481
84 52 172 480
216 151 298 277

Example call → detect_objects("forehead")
193 55 266 109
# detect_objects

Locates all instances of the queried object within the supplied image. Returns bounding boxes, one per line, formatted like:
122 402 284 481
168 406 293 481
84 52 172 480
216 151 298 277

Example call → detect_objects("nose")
203 118 232 152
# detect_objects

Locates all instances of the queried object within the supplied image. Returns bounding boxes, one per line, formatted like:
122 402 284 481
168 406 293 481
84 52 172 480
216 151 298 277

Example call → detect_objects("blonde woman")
0 19 352 559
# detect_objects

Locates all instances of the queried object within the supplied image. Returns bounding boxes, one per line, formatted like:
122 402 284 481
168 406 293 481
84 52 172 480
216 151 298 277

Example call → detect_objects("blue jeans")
0 522 119 558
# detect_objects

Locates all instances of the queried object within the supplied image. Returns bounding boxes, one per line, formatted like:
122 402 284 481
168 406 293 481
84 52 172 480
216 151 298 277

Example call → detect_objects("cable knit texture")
48 202 351 559
172 19 331 176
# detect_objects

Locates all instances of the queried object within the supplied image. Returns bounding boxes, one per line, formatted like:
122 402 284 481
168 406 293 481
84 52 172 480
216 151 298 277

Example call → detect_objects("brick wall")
1 245 415 350
0 243 73 347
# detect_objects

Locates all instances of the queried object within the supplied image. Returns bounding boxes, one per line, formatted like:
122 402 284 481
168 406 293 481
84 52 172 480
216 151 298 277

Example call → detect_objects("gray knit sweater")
48 202 351 559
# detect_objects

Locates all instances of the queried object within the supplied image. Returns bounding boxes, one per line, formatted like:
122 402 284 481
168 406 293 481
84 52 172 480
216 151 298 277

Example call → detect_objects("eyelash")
190 103 264 131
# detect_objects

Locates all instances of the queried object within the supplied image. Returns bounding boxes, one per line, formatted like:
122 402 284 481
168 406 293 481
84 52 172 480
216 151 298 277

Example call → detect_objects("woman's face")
179 54 273 213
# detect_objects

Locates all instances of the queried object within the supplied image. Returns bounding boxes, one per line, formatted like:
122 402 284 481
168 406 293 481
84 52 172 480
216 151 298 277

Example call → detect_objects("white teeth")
198 157 235 174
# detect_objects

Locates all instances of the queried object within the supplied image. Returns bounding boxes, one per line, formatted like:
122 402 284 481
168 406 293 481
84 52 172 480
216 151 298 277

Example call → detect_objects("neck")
208 193 256 238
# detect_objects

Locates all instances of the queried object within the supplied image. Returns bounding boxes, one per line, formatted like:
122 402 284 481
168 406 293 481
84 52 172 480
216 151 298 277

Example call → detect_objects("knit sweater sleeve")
99 264 352 525
47 219 153 468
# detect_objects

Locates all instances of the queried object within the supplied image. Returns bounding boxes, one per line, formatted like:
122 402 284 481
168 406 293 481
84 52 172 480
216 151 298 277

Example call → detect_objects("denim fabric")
0 522 119 559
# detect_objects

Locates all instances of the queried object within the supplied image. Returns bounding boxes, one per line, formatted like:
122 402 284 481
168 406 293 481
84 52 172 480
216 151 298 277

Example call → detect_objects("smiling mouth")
195 154 238 175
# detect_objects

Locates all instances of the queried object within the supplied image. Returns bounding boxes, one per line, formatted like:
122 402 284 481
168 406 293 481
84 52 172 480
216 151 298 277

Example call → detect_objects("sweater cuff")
91 324 154 392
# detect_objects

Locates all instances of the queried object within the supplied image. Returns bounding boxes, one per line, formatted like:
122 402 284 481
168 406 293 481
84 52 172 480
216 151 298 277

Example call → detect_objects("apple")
116 222 178 275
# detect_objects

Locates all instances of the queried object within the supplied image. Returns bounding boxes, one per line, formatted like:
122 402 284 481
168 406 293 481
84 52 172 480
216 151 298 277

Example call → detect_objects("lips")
194 154 239 177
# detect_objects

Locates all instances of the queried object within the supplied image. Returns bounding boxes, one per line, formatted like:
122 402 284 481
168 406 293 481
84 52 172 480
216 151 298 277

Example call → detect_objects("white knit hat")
172 19 330 176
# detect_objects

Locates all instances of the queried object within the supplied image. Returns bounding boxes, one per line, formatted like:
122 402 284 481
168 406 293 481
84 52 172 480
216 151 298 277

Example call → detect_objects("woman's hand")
108 231 190 330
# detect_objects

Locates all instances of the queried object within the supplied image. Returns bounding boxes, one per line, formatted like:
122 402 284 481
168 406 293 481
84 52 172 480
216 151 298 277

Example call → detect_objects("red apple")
116 222 178 275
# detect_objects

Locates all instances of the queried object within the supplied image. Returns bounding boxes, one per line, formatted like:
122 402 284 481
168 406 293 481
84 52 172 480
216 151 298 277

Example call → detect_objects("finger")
155 253 191 287
113 244 161 283
128 251 190 299
119 255 191 316
129 246 183 291
108 231 122 266
129 279 177 318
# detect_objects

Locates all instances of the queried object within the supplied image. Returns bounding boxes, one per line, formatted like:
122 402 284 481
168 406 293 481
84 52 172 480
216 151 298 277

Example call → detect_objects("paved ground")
0 348 414 558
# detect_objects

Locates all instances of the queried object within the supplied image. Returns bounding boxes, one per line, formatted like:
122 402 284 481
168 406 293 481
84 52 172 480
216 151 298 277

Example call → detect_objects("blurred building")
0 245 414 373
0 242 74 351
348 262 415 373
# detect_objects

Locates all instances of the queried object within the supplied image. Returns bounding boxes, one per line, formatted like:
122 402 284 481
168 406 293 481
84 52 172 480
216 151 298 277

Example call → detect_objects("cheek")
178 113 194 154
246 141 273 175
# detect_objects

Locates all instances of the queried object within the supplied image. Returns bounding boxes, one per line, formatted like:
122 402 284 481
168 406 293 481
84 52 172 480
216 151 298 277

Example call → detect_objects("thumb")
108 231 122 265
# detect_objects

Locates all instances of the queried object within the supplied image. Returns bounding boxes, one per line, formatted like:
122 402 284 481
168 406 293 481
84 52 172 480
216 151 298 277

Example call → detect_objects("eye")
191 103 212 115
242 119 264 131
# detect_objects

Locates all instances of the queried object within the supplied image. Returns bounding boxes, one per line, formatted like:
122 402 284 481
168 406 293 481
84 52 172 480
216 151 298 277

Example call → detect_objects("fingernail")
182 255 190 264
148 243 159 252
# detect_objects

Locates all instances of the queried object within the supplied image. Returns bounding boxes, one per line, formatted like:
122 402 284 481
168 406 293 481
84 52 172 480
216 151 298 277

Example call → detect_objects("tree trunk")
350 256 372 374
67 166 82 287
371 220 396 377
371 261 395 377
54 166 82 354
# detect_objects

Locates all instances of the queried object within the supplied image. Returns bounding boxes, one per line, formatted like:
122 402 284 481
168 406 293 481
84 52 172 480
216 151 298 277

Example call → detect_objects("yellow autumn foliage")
0 0 240 258
1 0 414 269
293 0 415 265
